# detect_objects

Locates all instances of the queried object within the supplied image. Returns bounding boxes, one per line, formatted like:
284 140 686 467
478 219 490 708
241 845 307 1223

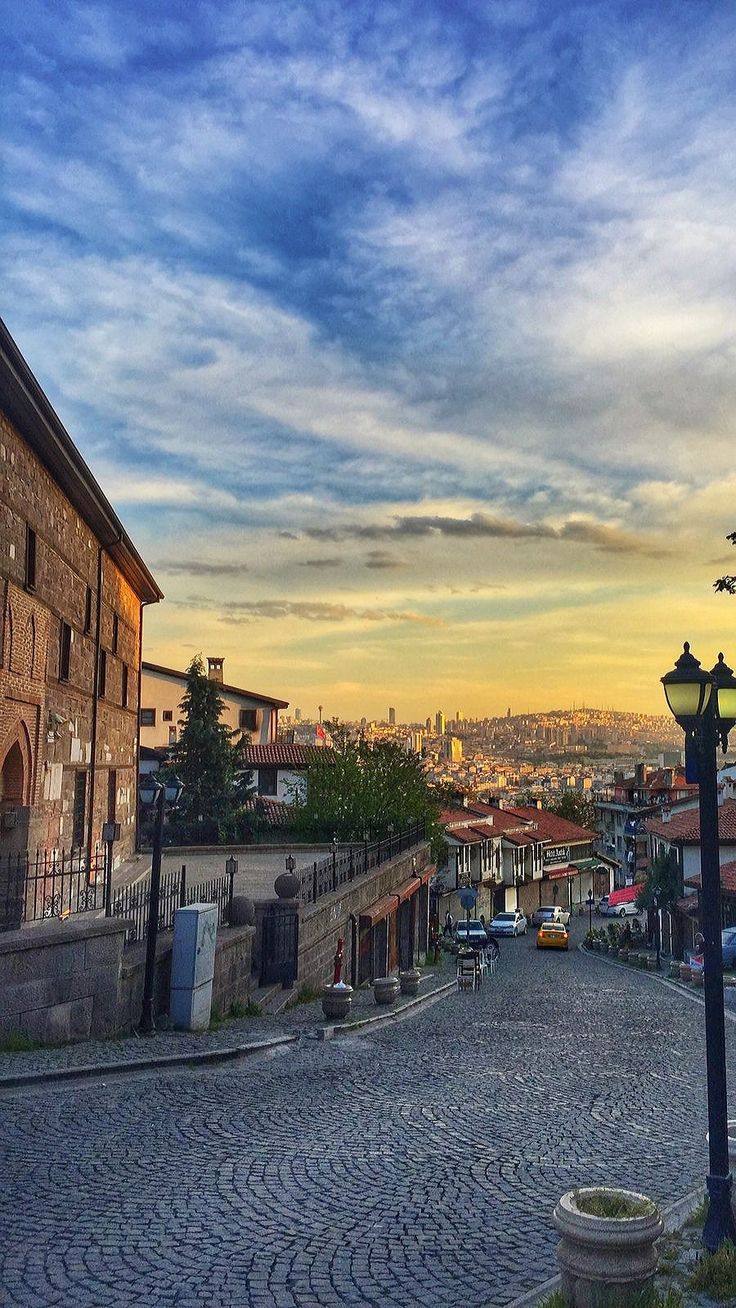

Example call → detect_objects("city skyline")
4 2 736 718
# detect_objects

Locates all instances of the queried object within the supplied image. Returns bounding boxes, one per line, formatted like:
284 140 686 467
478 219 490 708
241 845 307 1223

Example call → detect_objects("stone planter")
373 976 399 1006
638 954 648 970
553 1187 663 1308
321 983 353 1021
691 969 704 988
646 956 658 972
399 968 422 998
670 960 681 978
679 963 692 982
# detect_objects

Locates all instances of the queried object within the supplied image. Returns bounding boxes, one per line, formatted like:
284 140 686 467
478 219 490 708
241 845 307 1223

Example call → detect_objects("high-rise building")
388 706 396 726
456 709 464 723
295 707 302 722
441 736 463 762
435 710 446 735
425 717 432 734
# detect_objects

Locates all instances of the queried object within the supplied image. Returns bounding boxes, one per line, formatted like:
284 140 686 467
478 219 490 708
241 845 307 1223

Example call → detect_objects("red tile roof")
646 799 736 844
244 744 333 768
505 807 597 844
502 830 541 846
685 858 736 895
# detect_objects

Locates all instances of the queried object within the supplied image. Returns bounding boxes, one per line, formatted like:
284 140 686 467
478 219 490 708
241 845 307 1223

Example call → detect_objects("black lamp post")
587 889 594 935
662 643 736 1251
652 886 661 971
139 775 183 1035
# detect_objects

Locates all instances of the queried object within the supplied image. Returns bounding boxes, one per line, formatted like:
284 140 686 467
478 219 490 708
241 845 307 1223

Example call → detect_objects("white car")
531 904 571 928
605 897 640 918
488 910 528 937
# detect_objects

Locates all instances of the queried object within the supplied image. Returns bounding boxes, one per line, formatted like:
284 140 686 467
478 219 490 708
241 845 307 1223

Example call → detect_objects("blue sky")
4 0 736 718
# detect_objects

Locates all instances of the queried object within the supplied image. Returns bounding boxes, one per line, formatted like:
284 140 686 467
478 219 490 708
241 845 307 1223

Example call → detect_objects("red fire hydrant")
333 936 344 984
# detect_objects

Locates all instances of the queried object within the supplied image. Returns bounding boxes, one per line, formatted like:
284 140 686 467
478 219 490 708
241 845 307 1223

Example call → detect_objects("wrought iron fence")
299 819 426 905
0 848 107 927
109 865 233 945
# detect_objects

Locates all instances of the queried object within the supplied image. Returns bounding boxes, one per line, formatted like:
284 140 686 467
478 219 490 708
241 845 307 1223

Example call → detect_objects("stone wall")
0 913 255 1045
296 843 432 991
0 916 129 1043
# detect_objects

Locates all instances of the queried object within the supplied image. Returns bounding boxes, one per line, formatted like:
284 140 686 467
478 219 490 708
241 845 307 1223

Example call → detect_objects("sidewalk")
0 955 454 1090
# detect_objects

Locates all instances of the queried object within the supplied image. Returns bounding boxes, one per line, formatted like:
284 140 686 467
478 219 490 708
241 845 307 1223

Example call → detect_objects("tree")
714 531 736 594
544 791 598 832
290 724 443 854
635 848 680 912
164 655 252 843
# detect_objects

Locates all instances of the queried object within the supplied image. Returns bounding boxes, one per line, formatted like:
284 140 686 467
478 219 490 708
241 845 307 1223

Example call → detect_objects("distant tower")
507 706 511 718
318 704 323 724
456 709 464 723
388 706 396 726
295 707 302 722
425 717 432 733
435 710 446 735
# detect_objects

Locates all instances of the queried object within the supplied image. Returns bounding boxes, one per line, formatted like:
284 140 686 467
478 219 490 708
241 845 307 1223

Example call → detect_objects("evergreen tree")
635 848 680 912
544 791 598 832
166 655 252 842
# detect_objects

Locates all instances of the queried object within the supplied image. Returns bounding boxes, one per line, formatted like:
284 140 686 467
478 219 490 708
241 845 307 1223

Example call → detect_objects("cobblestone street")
2 927 733 1308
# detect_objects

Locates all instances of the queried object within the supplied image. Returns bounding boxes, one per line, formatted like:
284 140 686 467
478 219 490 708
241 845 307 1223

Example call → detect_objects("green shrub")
574 1191 654 1219
687 1240 736 1298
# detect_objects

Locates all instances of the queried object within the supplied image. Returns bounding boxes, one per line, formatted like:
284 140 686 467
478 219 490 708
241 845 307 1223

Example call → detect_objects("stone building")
0 317 161 886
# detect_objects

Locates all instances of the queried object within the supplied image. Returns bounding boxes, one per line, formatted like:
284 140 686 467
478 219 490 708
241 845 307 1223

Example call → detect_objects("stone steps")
249 981 298 1015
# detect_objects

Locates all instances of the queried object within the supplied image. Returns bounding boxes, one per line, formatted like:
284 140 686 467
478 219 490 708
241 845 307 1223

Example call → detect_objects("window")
162 710 173 722
25 526 36 591
121 664 129 709
240 708 258 731
59 621 72 682
84 585 93 634
140 708 156 727
97 649 107 698
258 766 278 797
72 771 87 848
112 613 119 654
107 769 117 822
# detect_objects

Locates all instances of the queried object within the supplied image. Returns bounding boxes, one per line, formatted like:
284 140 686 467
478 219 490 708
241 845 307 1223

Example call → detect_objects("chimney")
661 807 671 824
207 657 224 684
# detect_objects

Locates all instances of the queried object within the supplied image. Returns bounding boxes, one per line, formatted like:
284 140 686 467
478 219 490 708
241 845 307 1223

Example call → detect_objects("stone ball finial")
274 872 300 900
229 895 255 926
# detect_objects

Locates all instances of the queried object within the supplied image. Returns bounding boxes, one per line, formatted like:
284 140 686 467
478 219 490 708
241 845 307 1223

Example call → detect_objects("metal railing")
1 848 107 926
109 864 234 946
300 820 426 905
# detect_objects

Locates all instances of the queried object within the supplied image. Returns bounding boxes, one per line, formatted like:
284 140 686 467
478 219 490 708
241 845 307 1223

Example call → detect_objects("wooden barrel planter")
553 1187 663 1307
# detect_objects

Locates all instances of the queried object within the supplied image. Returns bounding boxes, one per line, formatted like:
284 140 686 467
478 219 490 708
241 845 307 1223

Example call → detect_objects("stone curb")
503 1186 704 1308
0 973 456 1091
0 1033 300 1092
317 978 456 1041
577 943 736 1025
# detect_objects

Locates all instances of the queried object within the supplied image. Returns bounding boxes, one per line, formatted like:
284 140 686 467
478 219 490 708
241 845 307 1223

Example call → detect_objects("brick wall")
0 411 144 869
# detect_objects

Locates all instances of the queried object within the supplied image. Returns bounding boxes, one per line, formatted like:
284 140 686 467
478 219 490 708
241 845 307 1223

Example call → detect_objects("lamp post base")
703 1172 736 1252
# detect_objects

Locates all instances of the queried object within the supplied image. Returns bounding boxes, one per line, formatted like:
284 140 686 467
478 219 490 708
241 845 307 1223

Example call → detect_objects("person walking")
443 910 455 937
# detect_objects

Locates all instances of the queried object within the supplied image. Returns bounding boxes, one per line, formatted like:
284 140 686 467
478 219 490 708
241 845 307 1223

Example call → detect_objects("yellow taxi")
536 921 570 951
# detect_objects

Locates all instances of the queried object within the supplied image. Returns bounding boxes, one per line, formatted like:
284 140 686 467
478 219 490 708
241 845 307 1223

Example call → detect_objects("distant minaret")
507 706 511 718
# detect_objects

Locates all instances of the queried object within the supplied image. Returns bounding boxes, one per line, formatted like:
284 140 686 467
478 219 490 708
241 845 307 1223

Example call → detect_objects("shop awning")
359 895 398 927
609 884 640 907
546 858 605 880
396 877 421 904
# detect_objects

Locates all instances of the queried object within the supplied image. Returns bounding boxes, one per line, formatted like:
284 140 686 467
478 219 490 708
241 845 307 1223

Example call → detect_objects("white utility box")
170 903 218 1031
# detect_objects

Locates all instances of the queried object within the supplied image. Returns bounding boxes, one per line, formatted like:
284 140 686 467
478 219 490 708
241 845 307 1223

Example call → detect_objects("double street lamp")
661 643 736 1251
138 775 184 1034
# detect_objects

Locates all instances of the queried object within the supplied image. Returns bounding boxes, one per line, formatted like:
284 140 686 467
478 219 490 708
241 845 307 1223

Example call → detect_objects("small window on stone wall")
121 664 129 709
84 585 93 634
25 526 36 592
59 621 72 682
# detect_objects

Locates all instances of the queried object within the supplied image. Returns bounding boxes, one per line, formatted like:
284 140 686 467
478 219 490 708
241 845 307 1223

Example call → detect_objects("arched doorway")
0 741 25 806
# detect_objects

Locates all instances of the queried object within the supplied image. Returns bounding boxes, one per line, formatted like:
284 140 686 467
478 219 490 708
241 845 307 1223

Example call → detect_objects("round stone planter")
646 956 658 972
638 955 648 970
399 968 422 998
553 1187 663 1308
321 983 353 1021
680 963 692 982
373 976 399 1006
691 969 704 988
670 960 681 978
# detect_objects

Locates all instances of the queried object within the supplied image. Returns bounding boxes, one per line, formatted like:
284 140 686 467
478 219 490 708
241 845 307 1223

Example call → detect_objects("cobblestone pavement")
1 924 732 1308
